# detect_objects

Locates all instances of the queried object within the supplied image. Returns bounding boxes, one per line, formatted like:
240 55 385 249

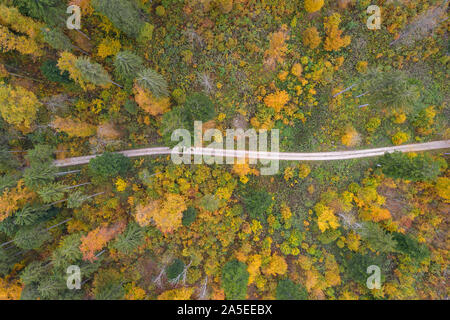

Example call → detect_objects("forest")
0 0 449 300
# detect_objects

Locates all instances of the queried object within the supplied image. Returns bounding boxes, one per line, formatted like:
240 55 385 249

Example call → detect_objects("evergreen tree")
41 28 74 51
112 222 144 255
91 0 144 38
114 51 144 82
75 57 112 87
135 68 169 98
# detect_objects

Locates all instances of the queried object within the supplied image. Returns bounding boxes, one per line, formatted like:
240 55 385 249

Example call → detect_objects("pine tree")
135 68 169 98
75 57 112 87
112 222 144 255
41 28 74 51
91 0 144 38
114 51 144 81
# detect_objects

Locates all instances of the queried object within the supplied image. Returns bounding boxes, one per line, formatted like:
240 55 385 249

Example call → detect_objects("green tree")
40 60 72 84
167 259 185 280
182 207 198 227
182 93 216 127
41 28 74 51
88 152 132 182
37 183 66 204
135 68 169 98
23 162 57 190
114 51 144 82
112 222 144 255
364 69 420 112
392 232 430 263
14 224 51 250
359 222 397 254
221 260 249 300
379 152 443 182
25 144 54 164
75 57 113 87
276 279 308 300
91 0 144 38
14 0 64 25
242 188 272 220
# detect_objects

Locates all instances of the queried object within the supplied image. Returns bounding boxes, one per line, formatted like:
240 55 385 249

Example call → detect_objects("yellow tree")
79 221 126 262
57 52 95 91
135 194 186 233
157 287 194 300
51 116 97 137
0 5 43 57
323 14 351 52
133 84 171 116
0 85 41 131
0 180 35 222
304 0 324 13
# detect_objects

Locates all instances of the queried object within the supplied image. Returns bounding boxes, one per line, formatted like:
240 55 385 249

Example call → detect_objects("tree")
14 224 51 250
14 0 64 25
41 28 74 51
51 116 96 138
323 13 351 52
182 93 216 127
392 232 430 263
0 85 41 130
91 0 144 38
157 287 194 300
160 106 188 146
88 152 132 182
25 144 54 164
51 233 83 268
74 57 113 87
0 148 18 174
303 27 321 49
79 222 126 262
242 189 272 220
37 183 66 204
364 70 420 113
304 0 324 13
135 68 169 98
133 84 171 116
138 194 186 234
112 222 144 255
276 279 308 300
114 51 144 82
40 60 72 83
359 222 397 254
379 152 442 182
167 259 184 280
182 207 198 227
23 162 57 191
0 5 43 57
221 260 249 300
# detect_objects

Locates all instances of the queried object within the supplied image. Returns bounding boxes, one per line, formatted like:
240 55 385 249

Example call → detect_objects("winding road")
53 140 450 167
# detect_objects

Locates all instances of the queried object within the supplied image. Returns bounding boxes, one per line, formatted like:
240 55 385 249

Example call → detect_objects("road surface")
53 140 450 167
